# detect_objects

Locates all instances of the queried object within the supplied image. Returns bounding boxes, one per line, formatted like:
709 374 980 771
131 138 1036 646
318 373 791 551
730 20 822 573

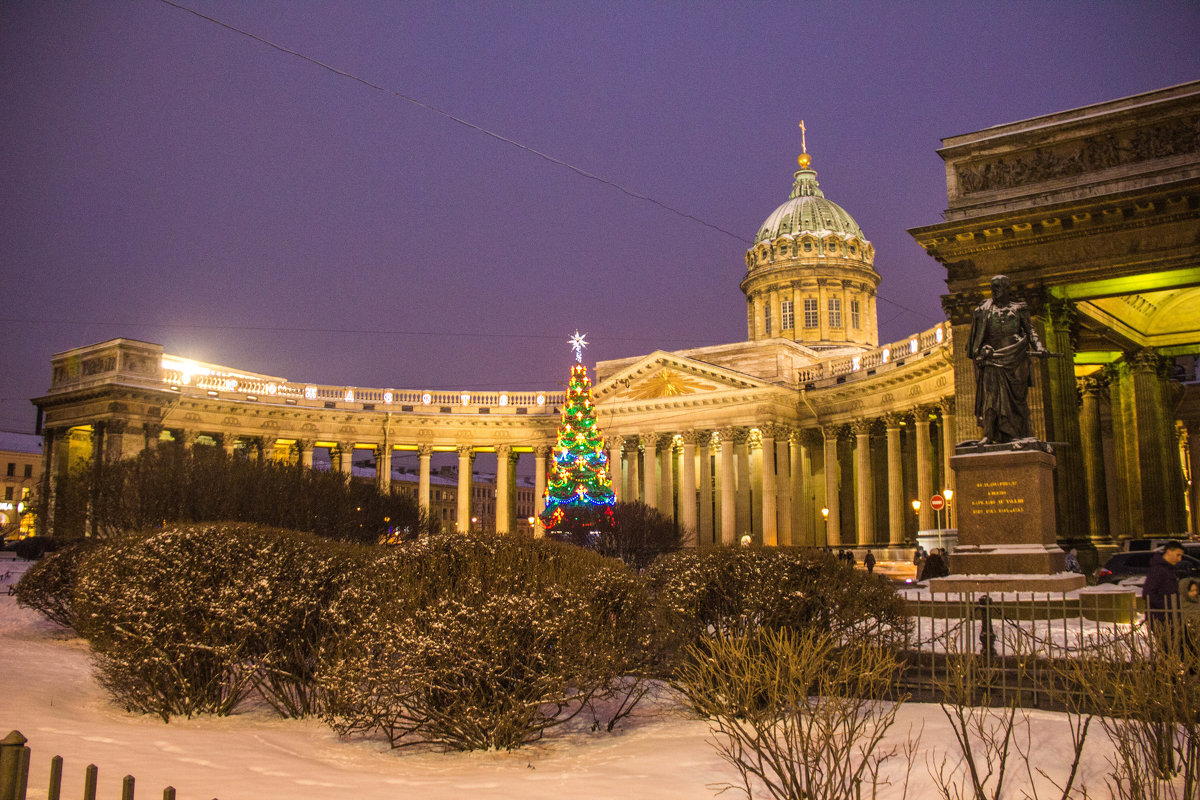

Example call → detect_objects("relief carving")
955 114 1200 195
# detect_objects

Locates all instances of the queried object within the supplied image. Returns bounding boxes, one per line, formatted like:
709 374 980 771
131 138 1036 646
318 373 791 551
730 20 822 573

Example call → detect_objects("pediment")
594 351 781 404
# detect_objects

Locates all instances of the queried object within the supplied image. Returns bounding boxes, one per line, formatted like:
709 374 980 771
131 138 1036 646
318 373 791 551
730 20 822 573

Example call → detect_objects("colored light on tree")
539 360 615 532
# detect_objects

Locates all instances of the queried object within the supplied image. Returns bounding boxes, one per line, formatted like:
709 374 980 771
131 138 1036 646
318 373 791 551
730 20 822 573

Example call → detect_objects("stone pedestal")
931 446 1085 592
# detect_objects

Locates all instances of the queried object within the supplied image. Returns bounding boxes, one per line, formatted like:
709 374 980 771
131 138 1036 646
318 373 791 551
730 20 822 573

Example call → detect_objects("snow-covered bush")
318 532 657 751
13 540 94 628
646 547 908 659
73 523 365 720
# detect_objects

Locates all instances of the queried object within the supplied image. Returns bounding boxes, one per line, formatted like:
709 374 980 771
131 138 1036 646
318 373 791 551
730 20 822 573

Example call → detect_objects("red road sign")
929 494 945 511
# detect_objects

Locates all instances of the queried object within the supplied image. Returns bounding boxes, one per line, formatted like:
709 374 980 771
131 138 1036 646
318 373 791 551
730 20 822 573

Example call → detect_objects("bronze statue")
967 275 1051 444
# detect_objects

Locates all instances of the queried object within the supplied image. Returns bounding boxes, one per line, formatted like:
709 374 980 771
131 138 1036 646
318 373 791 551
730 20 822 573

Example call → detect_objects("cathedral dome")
753 166 865 244
740 151 881 351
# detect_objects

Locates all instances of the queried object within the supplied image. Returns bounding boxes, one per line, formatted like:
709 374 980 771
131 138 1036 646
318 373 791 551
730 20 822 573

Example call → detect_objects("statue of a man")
967 275 1050 444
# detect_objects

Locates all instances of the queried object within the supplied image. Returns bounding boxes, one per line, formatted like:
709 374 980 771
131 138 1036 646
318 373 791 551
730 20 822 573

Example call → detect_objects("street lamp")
943 488 953 529
821 507 829 545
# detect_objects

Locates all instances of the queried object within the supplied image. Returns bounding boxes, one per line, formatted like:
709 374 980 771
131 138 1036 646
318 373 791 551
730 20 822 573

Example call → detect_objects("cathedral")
33 82 1200 560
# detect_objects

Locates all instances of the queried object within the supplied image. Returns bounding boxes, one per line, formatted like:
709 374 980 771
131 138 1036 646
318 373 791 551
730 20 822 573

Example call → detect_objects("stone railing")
160 368 564 412
798 323 952 386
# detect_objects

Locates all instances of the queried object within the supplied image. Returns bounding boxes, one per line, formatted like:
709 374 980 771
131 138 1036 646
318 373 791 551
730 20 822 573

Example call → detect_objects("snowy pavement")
1 556 1127 799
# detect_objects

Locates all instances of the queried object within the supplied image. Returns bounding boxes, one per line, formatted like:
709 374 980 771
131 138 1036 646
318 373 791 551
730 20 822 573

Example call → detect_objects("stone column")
1078 375 1111 543
660 436 676 521
38 427 58 536
797 429 820 546
719 428 737 545
103 420 129 462
608 435 624 503
822 425 841 546
852 420 874 546
338 442 355 475
221 433 237 457
760 426 778 546
788 431 804 546
1123 348 1178 537
416 445 433 510
534 445 549 518
626 437 640 503
735 429 752 540
698 434 714 546
679 432 702 547
939 398 957 529
1187 421 1200 537
1042 298 1089 544
775 431 792 546
376 444 392 493
643 435 658 511
884 414 905 545
456 445 474 532
296 439 314 469
914 408 933 532
495 445 512 534
88 422 105 539
942 292 984 444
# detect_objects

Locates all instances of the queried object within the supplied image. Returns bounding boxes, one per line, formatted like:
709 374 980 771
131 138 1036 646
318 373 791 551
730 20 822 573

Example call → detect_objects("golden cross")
798 120 807 154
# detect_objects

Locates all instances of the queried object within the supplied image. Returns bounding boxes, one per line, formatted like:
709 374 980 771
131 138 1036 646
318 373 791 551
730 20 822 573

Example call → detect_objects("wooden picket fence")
0 731 212 800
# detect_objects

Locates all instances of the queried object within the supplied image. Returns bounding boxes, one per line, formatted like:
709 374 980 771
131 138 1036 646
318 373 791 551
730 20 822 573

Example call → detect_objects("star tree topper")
569 330 588 363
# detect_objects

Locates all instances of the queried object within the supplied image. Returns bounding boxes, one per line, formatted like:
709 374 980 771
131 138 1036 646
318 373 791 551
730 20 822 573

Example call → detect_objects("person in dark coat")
920 548 949 582
1143 541 1185 635
863 551 876 575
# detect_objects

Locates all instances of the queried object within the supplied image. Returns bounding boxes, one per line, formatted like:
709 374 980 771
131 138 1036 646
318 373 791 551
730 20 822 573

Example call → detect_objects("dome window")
850 245 857 255
828 242 837 253
803 242 813 252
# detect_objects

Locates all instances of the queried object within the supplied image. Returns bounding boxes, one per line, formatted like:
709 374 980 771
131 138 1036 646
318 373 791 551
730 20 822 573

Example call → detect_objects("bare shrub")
675 626 913 800
1057 626 1200 800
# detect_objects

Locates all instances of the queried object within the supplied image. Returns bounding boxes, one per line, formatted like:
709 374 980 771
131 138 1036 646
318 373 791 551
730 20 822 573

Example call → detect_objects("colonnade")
39 422 557 537
606 400 955 550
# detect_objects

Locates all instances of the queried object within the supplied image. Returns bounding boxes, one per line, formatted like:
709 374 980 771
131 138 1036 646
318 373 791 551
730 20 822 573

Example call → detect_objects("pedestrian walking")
864 550 876 575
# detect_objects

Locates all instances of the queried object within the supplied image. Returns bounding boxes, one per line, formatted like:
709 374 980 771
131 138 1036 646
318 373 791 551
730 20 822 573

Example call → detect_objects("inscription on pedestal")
971 480 1026 516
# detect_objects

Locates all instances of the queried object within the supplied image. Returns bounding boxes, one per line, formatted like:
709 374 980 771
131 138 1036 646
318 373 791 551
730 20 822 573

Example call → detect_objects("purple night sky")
2 1 1198 434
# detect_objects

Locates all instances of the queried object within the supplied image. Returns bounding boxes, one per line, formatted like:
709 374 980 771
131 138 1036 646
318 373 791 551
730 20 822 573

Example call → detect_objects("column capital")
759 422 790 441
533 444 552 458
607 434 625 450
143 423 164 442
495 443 512 457
794 427 823 448
340 440 356 454
1077 372 1110 399
941 291 984 326
910 405 935 424
850 419 873 437
294 438 314 451
682 429 711 446
820 423 844 442
718 426 749 445
882 412 904 429
938 396 956 416
182 429 204 447
1125 346 1170 376
416 444 434 457
455 444 474 458
105 419 128 436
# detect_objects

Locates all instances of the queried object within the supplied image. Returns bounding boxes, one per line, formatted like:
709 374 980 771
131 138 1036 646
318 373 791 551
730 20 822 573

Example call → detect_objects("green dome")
753 168 864 244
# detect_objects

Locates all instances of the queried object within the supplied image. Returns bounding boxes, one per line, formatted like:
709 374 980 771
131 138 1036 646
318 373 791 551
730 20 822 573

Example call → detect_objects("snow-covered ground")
0 555 1137 799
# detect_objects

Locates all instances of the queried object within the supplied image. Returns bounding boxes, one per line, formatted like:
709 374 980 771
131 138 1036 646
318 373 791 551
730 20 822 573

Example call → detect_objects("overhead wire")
153 0 938 326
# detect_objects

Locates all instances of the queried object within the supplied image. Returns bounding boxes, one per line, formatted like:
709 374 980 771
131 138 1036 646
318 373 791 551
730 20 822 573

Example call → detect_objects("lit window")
422 393 432 405
828 297 842 328
304 386 317 399
803 298 819 328
850 299 861 329
781 300 794 330
852 356 861 372
882 347 891 363
910 338 919 354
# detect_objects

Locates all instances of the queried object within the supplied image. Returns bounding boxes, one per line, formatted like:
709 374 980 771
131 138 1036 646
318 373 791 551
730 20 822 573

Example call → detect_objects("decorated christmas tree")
539 331 616 533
